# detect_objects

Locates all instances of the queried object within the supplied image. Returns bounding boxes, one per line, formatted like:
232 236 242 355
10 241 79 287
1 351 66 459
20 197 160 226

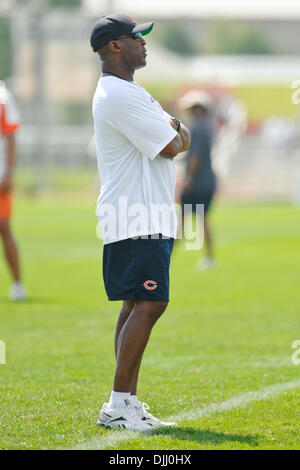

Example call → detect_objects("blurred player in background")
178 91 217 270
0 82 26 301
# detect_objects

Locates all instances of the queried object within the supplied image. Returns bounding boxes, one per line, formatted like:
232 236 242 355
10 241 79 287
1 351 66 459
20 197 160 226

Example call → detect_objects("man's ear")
108 40 121 54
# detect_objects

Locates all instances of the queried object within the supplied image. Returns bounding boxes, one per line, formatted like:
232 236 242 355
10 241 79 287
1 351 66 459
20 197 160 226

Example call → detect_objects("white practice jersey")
0 83 21 184
93 76 178 244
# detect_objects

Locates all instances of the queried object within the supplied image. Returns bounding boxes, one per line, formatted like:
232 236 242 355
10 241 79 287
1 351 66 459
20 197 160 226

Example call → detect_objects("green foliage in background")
155 22 199 56
0 17 11 81
16 0 82 6
154 20 274 56
208 21 274 55
48 0 82 7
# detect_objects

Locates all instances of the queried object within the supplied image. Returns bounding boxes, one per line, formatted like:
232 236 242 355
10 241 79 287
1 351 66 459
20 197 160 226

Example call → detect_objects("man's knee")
136 300 168 324
0 219 11 239
122 300 135 316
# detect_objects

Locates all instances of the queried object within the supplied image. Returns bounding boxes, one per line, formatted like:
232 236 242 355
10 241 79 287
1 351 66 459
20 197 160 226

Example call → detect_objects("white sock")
130 394 138 405
108 391 131 408
13 281 23 287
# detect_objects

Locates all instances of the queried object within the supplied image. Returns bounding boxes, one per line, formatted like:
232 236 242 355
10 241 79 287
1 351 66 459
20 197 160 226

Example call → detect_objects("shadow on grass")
150 426 260 447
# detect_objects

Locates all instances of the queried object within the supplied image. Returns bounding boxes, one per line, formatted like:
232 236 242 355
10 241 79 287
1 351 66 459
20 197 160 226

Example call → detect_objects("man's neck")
102 64 134 82
102 71 133 82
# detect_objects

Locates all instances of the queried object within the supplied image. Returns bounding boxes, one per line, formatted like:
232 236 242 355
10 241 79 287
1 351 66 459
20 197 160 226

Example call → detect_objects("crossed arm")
160 119 191 159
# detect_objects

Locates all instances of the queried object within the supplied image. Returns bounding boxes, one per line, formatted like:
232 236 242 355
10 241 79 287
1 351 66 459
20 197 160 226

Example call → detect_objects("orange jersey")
0 83 21 183
0 83 21 218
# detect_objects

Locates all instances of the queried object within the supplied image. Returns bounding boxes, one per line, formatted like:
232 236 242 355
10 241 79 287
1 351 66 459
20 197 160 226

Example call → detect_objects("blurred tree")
157 22 198 56
209 21 274 55
16 0 82 6
0 17 11 80
48 0 81 7
236 29 274 55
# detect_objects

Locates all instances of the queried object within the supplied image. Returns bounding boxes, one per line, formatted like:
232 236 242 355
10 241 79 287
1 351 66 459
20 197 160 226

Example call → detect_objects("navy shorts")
103 234 174 302
181 188 216 216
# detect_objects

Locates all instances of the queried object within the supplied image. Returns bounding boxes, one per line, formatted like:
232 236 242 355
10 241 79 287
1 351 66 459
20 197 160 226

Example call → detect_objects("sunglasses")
116 32 144 42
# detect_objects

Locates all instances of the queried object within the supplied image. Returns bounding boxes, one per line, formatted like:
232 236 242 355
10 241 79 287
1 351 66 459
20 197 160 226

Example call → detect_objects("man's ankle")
108 391 131 408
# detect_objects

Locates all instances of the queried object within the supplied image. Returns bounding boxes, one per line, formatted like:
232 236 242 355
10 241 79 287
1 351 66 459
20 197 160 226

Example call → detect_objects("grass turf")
143 82 298 121
0 196 299 450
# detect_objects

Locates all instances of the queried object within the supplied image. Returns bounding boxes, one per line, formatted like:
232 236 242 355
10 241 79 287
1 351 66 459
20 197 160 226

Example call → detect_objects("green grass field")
0 195 299 450
144 82 299 121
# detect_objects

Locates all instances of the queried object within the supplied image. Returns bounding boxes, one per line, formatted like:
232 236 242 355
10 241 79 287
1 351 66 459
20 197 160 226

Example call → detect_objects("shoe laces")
137 401 154 419
142 402 150 412
120 401 140 421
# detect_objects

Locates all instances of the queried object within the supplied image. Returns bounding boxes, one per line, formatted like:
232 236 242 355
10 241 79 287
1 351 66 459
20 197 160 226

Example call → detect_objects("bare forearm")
160 133 182 159
178 123 190 152
168 118 190 153
183 154 201 192
187 156 200 182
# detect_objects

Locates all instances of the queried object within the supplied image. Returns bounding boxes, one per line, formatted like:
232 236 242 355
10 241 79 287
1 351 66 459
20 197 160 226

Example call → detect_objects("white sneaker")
196 257 216 271
135 401 177 428
9 282 27 301
96 399 153 431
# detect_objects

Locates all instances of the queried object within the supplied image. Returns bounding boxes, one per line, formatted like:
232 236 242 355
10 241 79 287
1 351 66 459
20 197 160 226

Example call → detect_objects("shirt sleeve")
162 109 173 120
108 85 177 160
0 89 21 136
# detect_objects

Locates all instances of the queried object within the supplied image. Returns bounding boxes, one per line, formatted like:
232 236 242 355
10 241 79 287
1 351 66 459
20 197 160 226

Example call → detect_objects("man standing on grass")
0 82 26 301
179 91 217 270
90 14 190 431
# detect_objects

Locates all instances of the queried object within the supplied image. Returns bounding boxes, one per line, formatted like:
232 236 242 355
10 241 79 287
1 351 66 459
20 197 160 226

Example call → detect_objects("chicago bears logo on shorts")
143 280 158 290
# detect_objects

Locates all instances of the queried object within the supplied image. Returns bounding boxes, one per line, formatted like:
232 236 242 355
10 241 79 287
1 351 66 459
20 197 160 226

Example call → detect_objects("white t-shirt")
93 76 178 244
0 83 21 184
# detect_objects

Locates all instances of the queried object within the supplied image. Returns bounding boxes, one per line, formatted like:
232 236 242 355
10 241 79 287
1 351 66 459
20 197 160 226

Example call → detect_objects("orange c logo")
143 280 157 290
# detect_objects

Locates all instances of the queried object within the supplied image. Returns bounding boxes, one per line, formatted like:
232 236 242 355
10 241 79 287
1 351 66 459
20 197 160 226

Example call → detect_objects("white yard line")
168 378 300 422
73 378 300 450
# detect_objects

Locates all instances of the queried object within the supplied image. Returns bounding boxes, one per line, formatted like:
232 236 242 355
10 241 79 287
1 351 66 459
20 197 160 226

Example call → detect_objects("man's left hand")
182 180 193 195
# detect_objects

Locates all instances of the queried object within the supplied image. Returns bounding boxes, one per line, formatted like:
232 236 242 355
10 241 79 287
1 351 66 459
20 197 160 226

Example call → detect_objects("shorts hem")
107 296 169 302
